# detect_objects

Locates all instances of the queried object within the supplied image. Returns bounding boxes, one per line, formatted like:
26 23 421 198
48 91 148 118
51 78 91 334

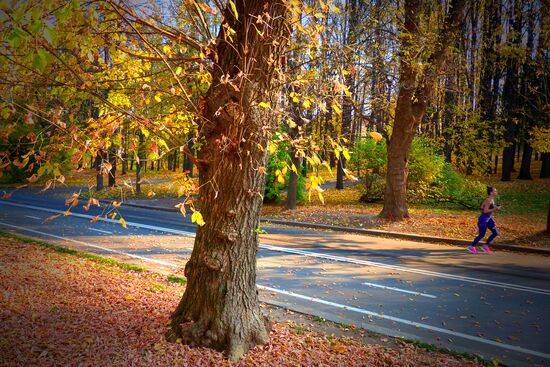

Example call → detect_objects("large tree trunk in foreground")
168 0 288 361
380 0 467 220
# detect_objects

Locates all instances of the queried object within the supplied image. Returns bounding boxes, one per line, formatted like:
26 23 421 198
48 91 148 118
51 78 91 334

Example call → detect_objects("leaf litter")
0 237 483 366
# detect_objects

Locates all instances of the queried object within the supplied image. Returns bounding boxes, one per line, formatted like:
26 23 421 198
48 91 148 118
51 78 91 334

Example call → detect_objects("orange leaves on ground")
0 238 483 367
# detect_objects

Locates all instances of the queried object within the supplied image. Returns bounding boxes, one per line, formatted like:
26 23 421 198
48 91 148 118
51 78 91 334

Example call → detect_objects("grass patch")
149 282 167 293
399 338 492 366
167 275 187 285
0 231 147 273
312 315 326 323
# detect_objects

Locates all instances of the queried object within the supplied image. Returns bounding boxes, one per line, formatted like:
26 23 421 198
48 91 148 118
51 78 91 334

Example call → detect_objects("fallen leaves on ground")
0 238 484 366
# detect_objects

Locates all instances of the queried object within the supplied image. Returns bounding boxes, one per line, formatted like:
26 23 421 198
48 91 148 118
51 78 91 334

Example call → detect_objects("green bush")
407 139 485 207
264 140 306 204
349 137 386 176
355 136 485 207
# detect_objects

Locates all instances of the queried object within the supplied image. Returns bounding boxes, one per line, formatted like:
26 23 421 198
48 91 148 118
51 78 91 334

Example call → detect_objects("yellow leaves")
229 0 238 20
110 213 117 220
268 142 277 154
306 175 325 204
191 210 205 226
119 218 127 229
258 101 271 109
175 66 183 76
112 201 122 208
154 94 162 103
302 99 311 109
369 131 384 142
275 167 287 184
332 101 342 116
124 295 134 301
147 191 156 197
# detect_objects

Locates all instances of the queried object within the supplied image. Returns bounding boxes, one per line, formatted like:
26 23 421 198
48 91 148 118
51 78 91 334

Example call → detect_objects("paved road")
1 189 549 367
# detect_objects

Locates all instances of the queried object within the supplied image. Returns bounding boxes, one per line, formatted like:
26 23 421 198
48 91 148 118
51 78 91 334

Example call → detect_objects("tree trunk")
108 151 116 187
380 0 467 220
442 73 456 163
94 150 104 191
168 0 288 361
517 140 533 180
540 153 550 178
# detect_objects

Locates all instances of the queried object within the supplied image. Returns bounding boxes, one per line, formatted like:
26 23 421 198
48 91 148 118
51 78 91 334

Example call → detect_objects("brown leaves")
0 239 483 367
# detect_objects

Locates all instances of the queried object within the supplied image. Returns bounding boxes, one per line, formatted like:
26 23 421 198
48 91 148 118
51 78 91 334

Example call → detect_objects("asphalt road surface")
1 188 549 367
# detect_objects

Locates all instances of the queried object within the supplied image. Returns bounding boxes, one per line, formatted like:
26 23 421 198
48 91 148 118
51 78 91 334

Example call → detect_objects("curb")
96 198 550 256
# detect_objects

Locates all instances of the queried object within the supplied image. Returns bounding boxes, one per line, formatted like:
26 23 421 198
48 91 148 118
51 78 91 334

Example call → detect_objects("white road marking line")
261 244 550 296
257 284 550 360
24 215 41 220
0 200 195 237
2 217 549 360
88 228 112 234
0 221 179 269
361 282 436 298
2 200 550 296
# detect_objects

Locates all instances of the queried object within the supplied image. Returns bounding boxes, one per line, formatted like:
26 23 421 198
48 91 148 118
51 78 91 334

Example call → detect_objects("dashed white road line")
361 282 436 298
2 200 550 296
257 284 550 360
88 228 113 234
24 215 41 220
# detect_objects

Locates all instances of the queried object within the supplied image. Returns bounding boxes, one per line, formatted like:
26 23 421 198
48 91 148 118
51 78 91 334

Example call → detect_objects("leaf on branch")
90 216 99 223
369 131 383 142
175 203 186 216
259 102 271 109
229 0 238 20
119 218 127 229
65 193 79 206
191 211 205 226
112 201 121 208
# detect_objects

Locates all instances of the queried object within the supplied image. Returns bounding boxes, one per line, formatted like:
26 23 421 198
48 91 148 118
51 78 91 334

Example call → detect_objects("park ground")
0 234 487 366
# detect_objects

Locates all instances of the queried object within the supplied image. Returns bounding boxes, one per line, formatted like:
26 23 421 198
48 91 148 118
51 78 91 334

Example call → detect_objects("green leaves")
32 49 49 73
7 29 27 49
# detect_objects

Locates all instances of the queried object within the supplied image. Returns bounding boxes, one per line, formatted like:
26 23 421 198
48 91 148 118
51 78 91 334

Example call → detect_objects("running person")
468 186 501 254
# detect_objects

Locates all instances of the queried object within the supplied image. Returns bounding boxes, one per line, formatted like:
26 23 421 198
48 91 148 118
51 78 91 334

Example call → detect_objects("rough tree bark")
380 0 467 220
167 0 288 361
